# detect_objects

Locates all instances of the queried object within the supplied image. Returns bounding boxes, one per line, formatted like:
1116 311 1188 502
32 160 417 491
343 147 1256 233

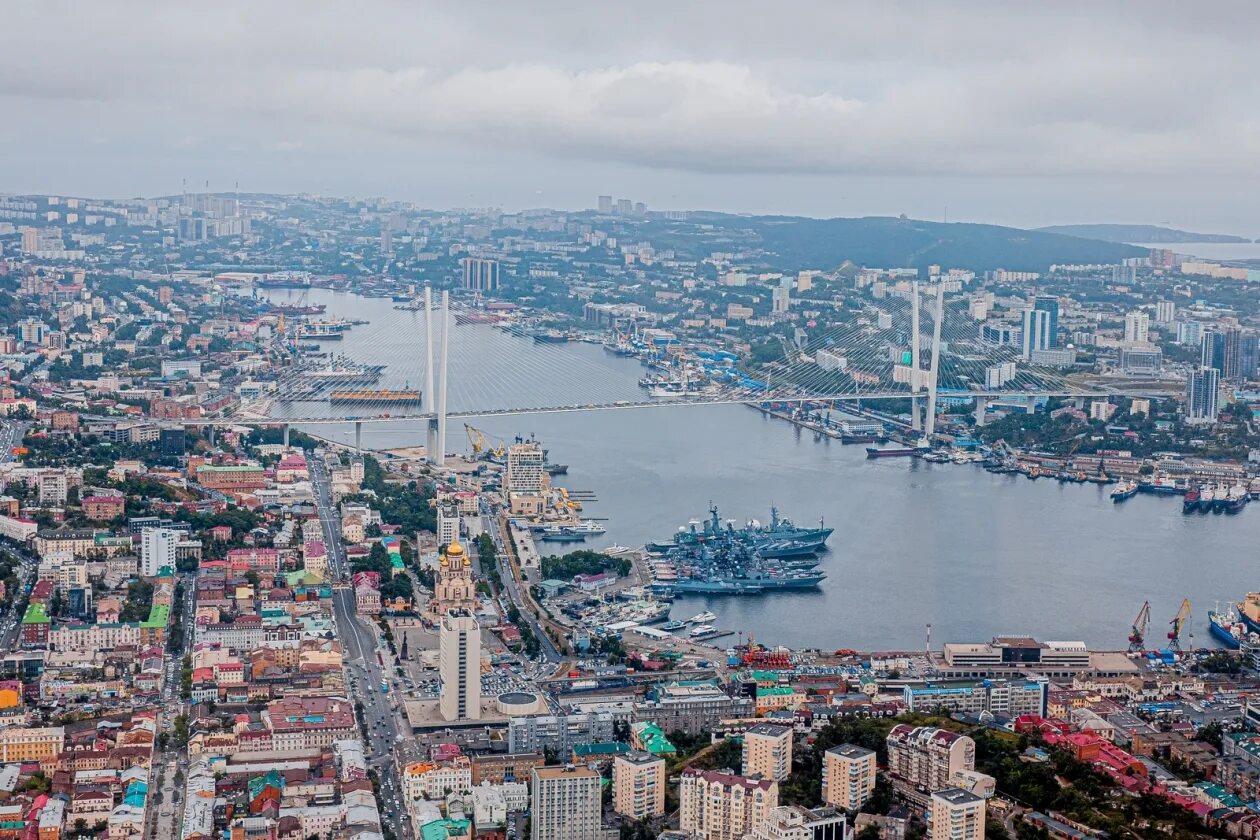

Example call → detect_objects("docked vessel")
536 521 606 542
532 329 570 344
1210 606 1249 649
866 446 920 458
1226 484 1249 514
687 611 717 624
1140 475 1182 496
689 624 716 637
545 463 569 475
1110 480 1137 502
661 620 686 632
1200 485 1219 513
1182 486 1201 514
328 389 422 406
1236 592 1260 634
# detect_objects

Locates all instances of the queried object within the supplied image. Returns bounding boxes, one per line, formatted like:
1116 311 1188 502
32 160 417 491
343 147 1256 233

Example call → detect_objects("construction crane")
464 424 505 460
1167 598 1191 651
1128 600 1151 652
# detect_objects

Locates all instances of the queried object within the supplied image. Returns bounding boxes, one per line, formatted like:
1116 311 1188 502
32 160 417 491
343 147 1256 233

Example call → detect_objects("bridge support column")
282 424 289 449
1026 395 1037 415
1074 396 1086 410
207 425 215 446
974 397 989 427
910 395 921 432
426 417 439 464
355 421 362 453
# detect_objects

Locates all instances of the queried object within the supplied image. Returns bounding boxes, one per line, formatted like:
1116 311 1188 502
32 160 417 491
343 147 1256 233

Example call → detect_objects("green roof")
420 819 471 840
632 721 677 755
756 686 797 697
139 603 170 629
22 602 49 625
390 555 405 570
573 742 631 757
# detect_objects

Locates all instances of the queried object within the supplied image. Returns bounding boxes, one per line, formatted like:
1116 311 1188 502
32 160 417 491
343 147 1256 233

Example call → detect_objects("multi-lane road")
482 499 562 663
309 456 413 840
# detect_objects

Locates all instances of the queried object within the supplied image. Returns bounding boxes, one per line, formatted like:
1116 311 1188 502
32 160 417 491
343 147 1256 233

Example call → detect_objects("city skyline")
2 2 1259 233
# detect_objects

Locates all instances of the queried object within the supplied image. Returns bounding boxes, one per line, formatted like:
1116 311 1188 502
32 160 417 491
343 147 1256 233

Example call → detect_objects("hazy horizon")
3 1 1258 235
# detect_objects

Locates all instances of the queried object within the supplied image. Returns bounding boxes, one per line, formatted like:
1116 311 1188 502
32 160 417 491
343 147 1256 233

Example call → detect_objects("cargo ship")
1209 606 1250 649
1235 592 1260 635
532 329 570 344
1226 484 1249 514
866 445 920 458
1182 486 1201 514
328 389 422 406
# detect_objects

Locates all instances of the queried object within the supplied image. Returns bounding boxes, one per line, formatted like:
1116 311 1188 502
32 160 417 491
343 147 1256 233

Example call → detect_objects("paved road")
309 457 413 840
482 500 561 662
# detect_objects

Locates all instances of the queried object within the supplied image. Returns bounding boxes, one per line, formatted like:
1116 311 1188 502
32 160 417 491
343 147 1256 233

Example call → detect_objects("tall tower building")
504 442 546 496
461 257 501 292
822 743 876 811
1033 295 1059 347
1185 367 1220 425
531 765 601 840
439 607 481 722
742 723 793 782
597 195 613 214
1123 311 1150 344
1021 308 1052 360
928 788 985 840
1155 300 1176 324
612 751 665 819
140 528 179 577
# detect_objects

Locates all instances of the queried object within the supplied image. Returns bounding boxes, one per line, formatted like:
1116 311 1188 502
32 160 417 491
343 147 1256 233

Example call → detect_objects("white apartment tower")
1124 310 1150 344
531 765 601 840
439 608 482 722
140 528 179 577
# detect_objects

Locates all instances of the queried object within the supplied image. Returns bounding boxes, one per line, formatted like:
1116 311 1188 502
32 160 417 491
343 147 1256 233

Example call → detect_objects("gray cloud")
1 1 1258 229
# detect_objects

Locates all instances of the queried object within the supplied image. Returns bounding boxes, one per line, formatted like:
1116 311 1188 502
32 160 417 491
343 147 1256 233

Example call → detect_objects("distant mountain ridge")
657 213 1147 273
1036 223 1252 244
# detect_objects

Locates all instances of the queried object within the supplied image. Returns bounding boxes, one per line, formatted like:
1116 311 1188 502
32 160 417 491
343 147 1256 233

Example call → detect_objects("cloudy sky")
3 1 1258 232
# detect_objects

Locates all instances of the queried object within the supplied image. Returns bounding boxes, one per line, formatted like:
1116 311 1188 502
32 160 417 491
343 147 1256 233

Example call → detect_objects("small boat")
689 624 716 637
545 463 569 475
661 620 686 632
687 611 717 624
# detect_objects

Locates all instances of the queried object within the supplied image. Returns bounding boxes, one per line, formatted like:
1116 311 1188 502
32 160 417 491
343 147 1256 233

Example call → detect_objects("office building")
612 751 665 819
1123 311 1150 344
531 765 601 840
886 726 975 792
504 442 546 496
508 713 616 755
743 723 793 781
1020 308 1051 359
439 608 481 721
140 528 179 576
1033 296 1059 346
633 680 753 735
1119 348 1163 376
823 744 876 811
1185 367 1221 425
679 769 779 840
462 257 501 292
928 788 985 840
744 806 849 840
1155 300 1176 324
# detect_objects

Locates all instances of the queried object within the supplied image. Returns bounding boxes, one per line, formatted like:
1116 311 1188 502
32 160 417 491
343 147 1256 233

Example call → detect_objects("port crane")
464 424 505 459
1128 600 1151 652
1167 598 1191 651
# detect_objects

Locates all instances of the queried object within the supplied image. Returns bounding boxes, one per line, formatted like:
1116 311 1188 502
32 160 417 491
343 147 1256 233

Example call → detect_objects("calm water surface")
266 289 1260 650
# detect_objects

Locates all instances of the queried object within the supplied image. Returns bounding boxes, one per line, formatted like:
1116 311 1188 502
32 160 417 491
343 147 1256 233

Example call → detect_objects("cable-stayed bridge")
201 283 1165 453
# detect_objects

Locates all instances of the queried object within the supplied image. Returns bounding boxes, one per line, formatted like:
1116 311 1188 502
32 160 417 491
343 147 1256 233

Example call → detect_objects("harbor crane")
464 424 505 460
1128 600 1151 652
1167 598 1192 651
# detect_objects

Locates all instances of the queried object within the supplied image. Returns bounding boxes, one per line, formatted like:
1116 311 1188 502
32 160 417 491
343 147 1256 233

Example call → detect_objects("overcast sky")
2 1 1258 233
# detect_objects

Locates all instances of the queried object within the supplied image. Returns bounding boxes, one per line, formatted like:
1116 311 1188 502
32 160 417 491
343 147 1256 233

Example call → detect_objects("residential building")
823 744 876 811
885 726 975 792
634 681 753 735
440 608 482 722
742 723 793 782
744 806 849 840
928 788 985 840
1186 367 1221 424
902 679 1047 719
1155 300 1176 324
141 528 179 576
508 713 616 755
462 257 501 292
0 726 65 762
678 769 778 840
612 751 665 819
1123 311 1150 344
531 765 601 840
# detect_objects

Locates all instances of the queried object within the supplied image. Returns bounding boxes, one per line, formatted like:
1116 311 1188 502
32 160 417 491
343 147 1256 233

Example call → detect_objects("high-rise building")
742 723 793 782
822 744 876 811
771 286 791 314
1033 295 1059 347
615 198 633 216
744 806 848 840
531 765 601 840
597 195 613 214
679 769 779 840
612 751 665 819
1185 367 1221 425
140 528 179 577
380 227 393 257
1155 300 1176 324
461 257 501 292
1110 264 1137 284
1242 334 1260 381
504 442 546 496
1123 311 1150 344
928 788 985 840
1203 329 1244 379
885 726 975 792
1021 308 1052 360
439 608 481 721
1177 320 1202 347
